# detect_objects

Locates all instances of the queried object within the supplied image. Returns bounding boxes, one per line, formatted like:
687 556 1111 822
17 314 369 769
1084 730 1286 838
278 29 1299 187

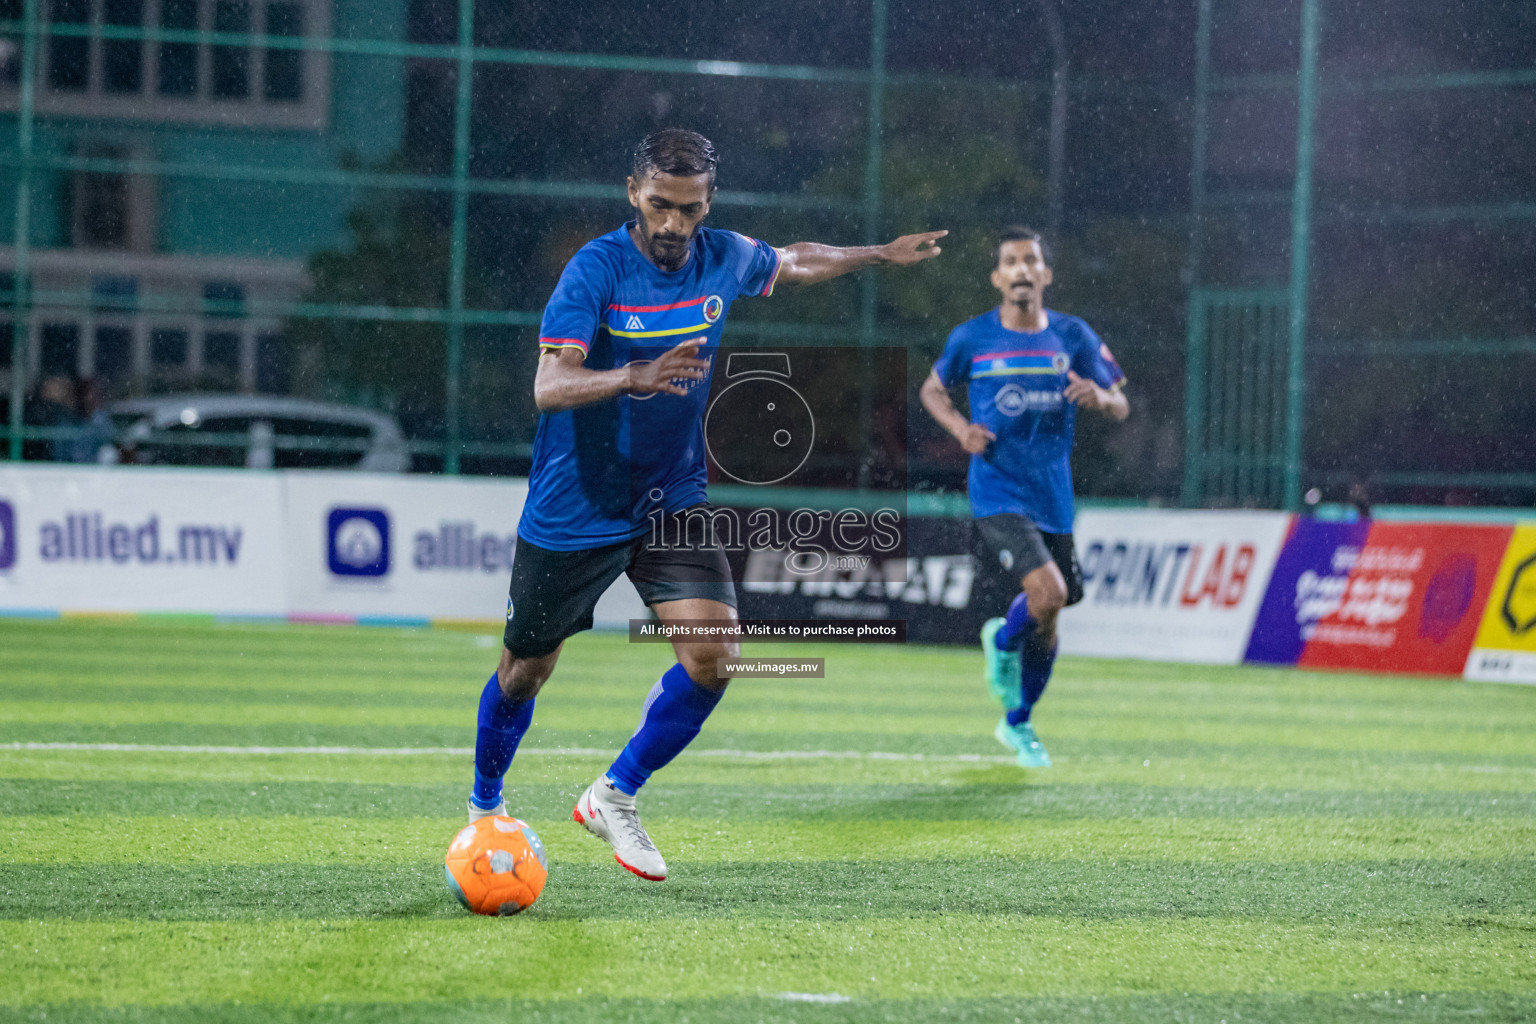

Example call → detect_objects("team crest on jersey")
1051 352 1070 374
702 295 724 323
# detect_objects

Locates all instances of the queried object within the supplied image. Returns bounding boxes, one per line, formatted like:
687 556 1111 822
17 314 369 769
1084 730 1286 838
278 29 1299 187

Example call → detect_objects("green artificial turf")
1 617 1533 1022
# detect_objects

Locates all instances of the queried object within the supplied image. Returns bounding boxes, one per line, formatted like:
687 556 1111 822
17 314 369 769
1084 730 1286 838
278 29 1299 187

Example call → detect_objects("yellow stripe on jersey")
604 322 712 339
972 367 1061 378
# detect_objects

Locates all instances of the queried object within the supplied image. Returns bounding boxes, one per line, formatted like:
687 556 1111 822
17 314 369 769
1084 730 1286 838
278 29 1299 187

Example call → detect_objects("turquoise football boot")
980 617 1023 710
995 716 1052 768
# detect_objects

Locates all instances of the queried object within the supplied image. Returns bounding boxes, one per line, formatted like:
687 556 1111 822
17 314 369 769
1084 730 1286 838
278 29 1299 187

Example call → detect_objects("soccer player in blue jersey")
467 128 945 881
919 226 1127 768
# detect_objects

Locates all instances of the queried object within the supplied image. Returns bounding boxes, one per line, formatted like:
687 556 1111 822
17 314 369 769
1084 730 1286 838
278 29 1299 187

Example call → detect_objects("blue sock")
995 591 1036 651
471 671 534 809
606 663 724 795
1006 635 1058 725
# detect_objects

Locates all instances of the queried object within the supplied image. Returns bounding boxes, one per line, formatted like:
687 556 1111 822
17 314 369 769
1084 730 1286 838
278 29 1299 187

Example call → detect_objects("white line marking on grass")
778 993 852 1004
2 741 1015 764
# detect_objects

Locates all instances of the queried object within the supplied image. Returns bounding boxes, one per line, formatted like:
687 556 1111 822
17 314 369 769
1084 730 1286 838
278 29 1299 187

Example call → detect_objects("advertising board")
1056 509 1292 664
0 464 287 615
1463 523 1536 685
734 513 984 645
283 472 646 627
1246 519 1512 676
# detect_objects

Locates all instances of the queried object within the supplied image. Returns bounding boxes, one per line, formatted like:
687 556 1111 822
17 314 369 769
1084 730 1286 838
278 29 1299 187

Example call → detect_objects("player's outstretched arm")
534 338 710 413
919 371 995 454
774 230 947 287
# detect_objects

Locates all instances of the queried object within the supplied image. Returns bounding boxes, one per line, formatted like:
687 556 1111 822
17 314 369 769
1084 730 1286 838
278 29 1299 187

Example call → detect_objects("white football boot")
467 798 506 823
572 777 667 881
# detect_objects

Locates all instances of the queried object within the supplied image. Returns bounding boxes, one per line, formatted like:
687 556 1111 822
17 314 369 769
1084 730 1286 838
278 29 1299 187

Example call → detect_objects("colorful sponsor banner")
0 464 287 615
1464 523 1536 685
1056 509 1292 664
1246 519 1512 676
1245 518 1372 666
282 473 646 628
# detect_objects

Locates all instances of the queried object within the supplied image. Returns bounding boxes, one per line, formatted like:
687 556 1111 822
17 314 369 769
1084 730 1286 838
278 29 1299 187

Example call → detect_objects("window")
255 331 285 391
71 148 155 252
147 417 251 467
0 1 20 86
158 0 198 96
91 275 139 311
41 323 80 375
211 1 250 99
151 327 188 369
263 2 302 101
46 0 89 91
10 0 329 127
75 162 131 248
103 0 145 93
271 416 370 469
203 280 244 317
204 329 240 379
94 325 133 381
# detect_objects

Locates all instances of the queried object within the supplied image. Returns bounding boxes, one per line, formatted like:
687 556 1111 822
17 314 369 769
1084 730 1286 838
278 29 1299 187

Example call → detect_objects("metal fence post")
444 0 476 475
1181 0 1213 507
1284 0 1320 510
6 0 37 462
856 0 886 489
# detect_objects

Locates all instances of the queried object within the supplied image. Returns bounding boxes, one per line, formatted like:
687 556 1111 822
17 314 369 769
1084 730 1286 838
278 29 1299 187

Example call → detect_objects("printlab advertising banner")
283 472 646 627
1057 509 1292 664
1464 523 1536 685
0 464 287 615
1245 518 1513 676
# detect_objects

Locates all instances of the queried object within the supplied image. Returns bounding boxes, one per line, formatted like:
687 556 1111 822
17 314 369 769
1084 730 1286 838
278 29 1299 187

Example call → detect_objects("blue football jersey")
933 308 1126 533
518 223 781 550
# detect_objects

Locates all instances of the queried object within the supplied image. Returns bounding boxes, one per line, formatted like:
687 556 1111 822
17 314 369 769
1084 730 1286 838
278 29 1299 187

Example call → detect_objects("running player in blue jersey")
468 128 945 881
919 226 1127 768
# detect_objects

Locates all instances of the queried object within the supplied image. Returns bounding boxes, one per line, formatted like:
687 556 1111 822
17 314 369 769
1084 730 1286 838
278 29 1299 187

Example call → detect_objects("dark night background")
291 0 1536 507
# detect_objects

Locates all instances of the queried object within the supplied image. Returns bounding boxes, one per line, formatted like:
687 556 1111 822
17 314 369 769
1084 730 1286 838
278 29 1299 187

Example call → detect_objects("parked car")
109 394 410 472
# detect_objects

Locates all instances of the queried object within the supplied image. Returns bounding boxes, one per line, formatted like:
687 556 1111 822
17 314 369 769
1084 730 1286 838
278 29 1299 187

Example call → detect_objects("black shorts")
973 513 1085 607
503 512 737 658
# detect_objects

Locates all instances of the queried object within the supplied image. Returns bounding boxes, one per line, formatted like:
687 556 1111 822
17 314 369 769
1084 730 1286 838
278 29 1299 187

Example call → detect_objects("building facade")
0 0 404 396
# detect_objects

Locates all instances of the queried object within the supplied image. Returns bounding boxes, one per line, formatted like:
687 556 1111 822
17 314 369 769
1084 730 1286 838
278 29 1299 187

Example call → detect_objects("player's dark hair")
996 225 1051 266
632 129 718 186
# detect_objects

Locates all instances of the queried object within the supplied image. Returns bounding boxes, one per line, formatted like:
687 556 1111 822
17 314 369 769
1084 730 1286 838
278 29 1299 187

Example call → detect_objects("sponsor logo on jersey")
994 383 1062 416
327 507 390 577
995 384 1028 416
702 295 724 323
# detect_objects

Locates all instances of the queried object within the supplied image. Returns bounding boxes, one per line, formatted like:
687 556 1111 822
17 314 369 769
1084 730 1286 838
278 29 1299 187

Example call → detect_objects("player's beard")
642 223 694 271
